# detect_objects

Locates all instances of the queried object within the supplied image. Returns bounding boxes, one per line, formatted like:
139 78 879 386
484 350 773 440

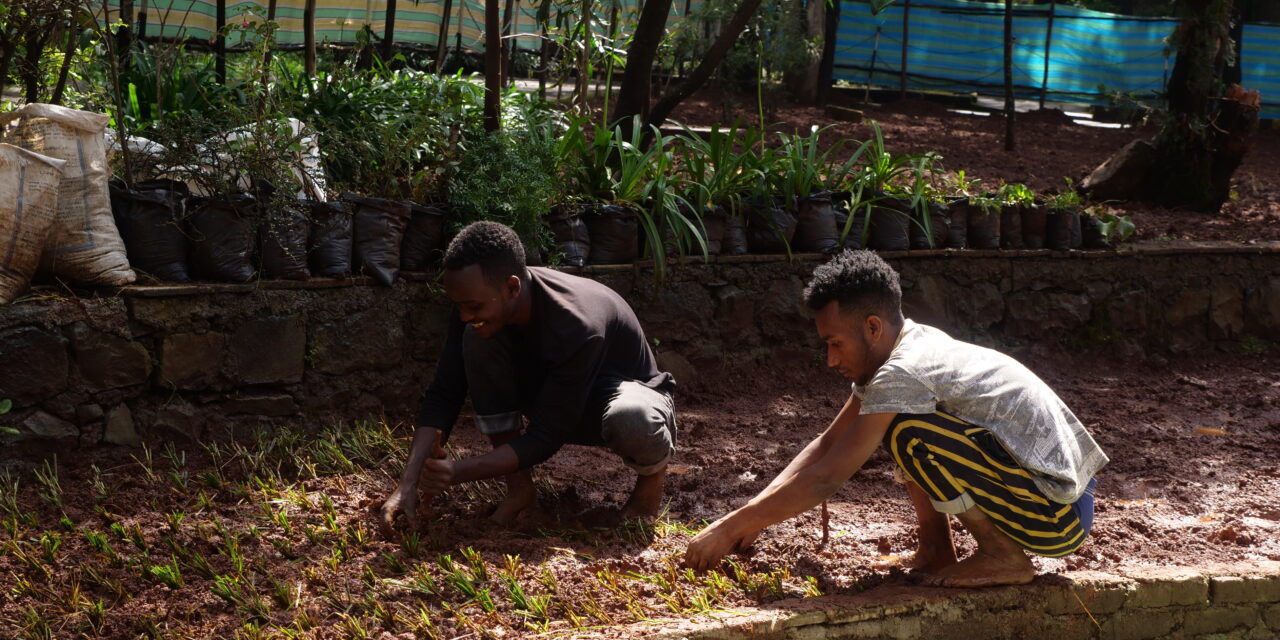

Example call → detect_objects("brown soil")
665 91 1280 243
2 346 1277 638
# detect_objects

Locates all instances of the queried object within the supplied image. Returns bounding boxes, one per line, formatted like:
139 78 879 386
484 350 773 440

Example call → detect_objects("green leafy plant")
770 125 863 205
1084 206 1136 243
449 129 559 256
674 121 764 221
1044 178 1084 212
998 182 1036 206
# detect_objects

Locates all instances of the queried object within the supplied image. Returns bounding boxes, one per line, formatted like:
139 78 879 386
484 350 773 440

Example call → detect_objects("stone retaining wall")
632 561 1280 640
1 244 1278 450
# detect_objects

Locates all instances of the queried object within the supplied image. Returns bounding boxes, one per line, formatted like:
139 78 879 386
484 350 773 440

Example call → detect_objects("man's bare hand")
421 458 455 496
380 484 418 539
683 515 760 572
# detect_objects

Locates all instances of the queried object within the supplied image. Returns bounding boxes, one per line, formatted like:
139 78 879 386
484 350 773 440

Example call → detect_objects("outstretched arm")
684 404 895 571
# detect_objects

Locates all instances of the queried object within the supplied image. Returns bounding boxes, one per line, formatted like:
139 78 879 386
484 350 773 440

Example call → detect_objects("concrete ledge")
626 562 1280 640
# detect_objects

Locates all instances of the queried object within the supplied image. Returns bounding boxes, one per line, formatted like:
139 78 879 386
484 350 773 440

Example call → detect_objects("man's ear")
865 314 884 343
504 275 522 300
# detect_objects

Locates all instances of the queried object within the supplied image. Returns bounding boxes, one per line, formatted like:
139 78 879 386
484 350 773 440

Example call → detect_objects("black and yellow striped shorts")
884 411 1097 558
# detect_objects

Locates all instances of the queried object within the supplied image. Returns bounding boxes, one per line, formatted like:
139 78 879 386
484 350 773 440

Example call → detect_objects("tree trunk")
485 0 502 131
900 0 910 99
795 0 825 104
1145 0 1246 212
264 0 278 66
1003 0 1015 152
118 0 134 70
644 0 765 131
502 0 516 86
816 0 839 105
20 25 52 103
1040 0 1055 109
304 0 316 78
1225 0 1242 86
383 0 398 62
52 18 80 105
611 0 675 127
0 37 15 101
436 0 454 73
216 0 227 84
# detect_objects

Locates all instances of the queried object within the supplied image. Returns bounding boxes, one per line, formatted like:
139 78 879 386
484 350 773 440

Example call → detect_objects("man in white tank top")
685 250 1107 587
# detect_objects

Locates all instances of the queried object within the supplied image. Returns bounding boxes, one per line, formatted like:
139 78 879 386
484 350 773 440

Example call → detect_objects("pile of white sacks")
0 103 327 303
0 104 136 303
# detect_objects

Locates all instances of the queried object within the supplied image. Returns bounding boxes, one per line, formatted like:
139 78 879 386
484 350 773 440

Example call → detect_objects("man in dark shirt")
380 222 676 534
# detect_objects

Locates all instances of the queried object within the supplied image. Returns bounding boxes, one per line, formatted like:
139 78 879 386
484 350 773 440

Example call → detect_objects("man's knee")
601 384 675 473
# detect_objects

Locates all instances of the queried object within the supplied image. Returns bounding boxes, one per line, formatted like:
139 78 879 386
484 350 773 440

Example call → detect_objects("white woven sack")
0 103 136 285
0 144 67 303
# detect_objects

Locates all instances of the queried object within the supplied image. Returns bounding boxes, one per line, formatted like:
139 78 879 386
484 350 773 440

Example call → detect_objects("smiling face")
814 301 894 386
442 264 522 339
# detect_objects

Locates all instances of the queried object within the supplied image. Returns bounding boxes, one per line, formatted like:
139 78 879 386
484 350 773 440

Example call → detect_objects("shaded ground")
665 91 1280 243
2 346 1277 638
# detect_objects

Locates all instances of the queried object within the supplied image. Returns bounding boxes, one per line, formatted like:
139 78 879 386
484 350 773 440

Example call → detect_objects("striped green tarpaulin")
833 0 1278 120
99 0 660 52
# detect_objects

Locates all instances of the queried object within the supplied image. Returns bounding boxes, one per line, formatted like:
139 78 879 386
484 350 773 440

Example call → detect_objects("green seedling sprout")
84 597 106 633
269 577 299 610
82 563 127 601
405 564 440 596
38 531 61 565
562 601 587 629
400 531 422 558
381 551 407 575
303 523 325 545
272 537 298 560
90 464 110 499
346 521 369 549
125 523 148 554
146 555 184 588
34 457 63 509
460 546 488 582
165 511 186 534
198 470 224 490
182 549 216 579
132 443 159 482
83 530 116 561
340 611 371 637
502 574 530 611
803 575 823 597
361 564 379 588
18 604 53 640
580 595 615 625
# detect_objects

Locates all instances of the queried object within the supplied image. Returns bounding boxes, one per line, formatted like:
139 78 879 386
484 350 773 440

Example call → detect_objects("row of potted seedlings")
107 120 1127 285
109 179 448 286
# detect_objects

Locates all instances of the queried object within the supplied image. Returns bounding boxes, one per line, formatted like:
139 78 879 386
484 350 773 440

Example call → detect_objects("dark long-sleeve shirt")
416 267 673 469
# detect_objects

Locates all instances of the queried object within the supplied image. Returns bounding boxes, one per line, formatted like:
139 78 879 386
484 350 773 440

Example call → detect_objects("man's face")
443 265 520 339
814 301 887 386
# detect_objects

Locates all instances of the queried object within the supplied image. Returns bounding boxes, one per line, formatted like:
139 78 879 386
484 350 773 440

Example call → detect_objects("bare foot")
923 550 1035 588
619 468 666 522
904 544 959 572
489 484 537 527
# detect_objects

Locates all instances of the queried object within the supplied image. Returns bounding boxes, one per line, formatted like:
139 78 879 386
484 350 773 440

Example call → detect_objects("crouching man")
685 250 1107 587
381 222 676 535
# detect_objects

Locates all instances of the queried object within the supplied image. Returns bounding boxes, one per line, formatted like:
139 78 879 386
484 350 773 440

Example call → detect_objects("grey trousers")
462 326 676 475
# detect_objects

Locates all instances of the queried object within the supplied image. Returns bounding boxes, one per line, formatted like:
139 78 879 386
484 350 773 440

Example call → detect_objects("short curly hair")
443 221 526 283
803 250 903 324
